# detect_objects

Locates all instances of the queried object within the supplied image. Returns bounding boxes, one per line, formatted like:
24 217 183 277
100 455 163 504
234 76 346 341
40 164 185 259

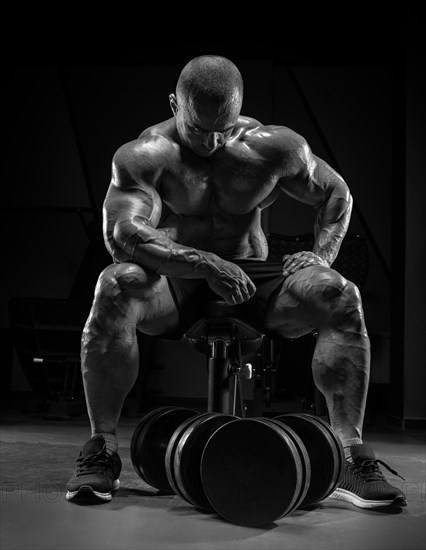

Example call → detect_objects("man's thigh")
137 275 214 339
131 273 181 337
263 265 349 338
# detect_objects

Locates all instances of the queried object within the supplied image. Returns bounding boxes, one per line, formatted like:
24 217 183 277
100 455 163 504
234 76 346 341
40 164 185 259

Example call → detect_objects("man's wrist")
195 251 222 279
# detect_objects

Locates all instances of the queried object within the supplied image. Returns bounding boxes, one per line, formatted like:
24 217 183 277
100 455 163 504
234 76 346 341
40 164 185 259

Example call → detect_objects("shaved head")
170 55 243 156
176 55 243 113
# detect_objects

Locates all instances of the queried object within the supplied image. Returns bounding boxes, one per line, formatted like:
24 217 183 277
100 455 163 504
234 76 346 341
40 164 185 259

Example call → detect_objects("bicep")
278 139 349 207
104 181 162 229
104 144 163 229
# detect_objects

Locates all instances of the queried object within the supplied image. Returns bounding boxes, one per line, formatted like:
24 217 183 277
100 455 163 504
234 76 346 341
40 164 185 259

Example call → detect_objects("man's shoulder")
137 118 178 147
239 117 305 143
235 117 307 155
114 118 178 166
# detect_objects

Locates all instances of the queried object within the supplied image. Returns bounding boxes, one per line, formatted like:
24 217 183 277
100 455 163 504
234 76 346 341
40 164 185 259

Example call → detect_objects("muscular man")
66 55 406 509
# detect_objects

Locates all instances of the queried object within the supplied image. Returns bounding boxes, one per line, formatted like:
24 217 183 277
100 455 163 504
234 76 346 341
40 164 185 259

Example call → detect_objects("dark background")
2 11 424 426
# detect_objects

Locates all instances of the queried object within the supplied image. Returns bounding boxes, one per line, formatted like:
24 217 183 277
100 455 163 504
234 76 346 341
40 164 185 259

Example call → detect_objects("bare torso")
130 116 293 260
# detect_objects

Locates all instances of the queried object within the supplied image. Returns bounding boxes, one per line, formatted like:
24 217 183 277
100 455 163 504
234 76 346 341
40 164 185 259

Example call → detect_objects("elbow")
346 191 353 216
115 218 140 252
339 177 352 204
113 218 134 247
105 219 138 262
334 180 352 210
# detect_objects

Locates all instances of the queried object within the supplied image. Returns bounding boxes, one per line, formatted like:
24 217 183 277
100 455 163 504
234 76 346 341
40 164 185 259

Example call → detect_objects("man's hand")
205 257 256 305
282 251 329 277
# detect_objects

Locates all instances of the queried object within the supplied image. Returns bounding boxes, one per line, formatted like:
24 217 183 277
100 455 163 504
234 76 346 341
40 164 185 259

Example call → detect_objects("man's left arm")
278 139 353 276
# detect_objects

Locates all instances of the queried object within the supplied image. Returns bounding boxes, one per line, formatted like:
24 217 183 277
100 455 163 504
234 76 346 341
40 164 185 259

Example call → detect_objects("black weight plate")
137 407 199 493
201 418 304 527
281 413 344 501
256 417 311 514
300 413 345 496
274 413 340 507
174 413 238 512
131 406 177 483
165 413 215 498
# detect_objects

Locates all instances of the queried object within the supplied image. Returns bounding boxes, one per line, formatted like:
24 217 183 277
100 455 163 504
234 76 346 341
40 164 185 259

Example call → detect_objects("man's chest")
159 150 280 217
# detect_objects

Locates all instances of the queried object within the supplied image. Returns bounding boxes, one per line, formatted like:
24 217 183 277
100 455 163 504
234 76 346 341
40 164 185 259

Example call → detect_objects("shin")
312 282 370 442
81 263 157 436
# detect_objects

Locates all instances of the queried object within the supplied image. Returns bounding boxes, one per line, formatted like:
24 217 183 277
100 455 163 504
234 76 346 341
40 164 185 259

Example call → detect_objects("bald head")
176 55 243 113
170 56 243 156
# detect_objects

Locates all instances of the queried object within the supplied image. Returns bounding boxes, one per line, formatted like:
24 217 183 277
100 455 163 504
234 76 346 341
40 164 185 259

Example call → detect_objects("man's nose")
203 132 220 150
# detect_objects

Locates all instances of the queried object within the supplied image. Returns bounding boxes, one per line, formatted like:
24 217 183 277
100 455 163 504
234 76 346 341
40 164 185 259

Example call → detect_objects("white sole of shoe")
66 479 120 502
329 488 406 508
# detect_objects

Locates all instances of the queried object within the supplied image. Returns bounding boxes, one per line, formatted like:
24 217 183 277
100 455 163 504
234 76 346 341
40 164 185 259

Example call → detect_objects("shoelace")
75 449 115 477
350 458 405 482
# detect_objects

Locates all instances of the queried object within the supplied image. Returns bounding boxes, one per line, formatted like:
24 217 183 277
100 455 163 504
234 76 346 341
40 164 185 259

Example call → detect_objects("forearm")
313 190 353 266
111 216 218 278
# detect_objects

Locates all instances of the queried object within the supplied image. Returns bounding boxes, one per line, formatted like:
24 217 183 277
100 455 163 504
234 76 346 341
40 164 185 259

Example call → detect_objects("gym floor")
1 405 425 550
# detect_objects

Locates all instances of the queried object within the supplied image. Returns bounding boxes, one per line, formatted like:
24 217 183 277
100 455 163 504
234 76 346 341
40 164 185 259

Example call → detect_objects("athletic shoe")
66 435 122 502
329 443 407 508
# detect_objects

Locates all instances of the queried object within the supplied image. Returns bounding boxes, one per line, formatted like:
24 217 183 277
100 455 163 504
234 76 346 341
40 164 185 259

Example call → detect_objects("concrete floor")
1 410 425 550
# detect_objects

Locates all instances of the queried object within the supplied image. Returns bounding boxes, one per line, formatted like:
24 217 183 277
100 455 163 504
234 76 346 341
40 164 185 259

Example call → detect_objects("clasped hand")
282 251 328 277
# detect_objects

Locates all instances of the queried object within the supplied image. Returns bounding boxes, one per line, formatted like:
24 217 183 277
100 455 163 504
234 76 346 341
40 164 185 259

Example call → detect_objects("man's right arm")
103 140 256 304
104 141 213 278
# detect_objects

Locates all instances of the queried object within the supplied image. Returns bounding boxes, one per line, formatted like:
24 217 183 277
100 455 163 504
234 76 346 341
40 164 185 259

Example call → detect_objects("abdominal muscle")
158 208 269 261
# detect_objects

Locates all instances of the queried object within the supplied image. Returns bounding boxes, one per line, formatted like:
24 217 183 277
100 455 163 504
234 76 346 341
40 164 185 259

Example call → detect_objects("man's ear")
169 93 178 116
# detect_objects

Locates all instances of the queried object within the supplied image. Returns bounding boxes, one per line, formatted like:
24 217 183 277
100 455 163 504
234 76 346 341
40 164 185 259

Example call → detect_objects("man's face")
170 93 241 157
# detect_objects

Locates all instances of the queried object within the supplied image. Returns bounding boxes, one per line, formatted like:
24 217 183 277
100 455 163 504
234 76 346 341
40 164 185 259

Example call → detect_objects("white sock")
92 433 118 455
342 437 362 462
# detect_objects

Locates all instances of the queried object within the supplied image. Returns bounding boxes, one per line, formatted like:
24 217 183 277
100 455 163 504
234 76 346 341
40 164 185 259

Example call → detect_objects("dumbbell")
274 413 344 508
200 413 344 526
131 409 343 528
165 411 239 512
130 407 238 505
130 406 199 493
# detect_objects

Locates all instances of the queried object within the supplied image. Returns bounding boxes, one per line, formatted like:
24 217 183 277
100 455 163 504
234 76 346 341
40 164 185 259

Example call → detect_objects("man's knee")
324 274 365 329
96 262 161 303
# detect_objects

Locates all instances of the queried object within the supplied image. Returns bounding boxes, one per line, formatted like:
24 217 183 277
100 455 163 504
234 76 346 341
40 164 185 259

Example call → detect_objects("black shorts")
161 260 285 340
